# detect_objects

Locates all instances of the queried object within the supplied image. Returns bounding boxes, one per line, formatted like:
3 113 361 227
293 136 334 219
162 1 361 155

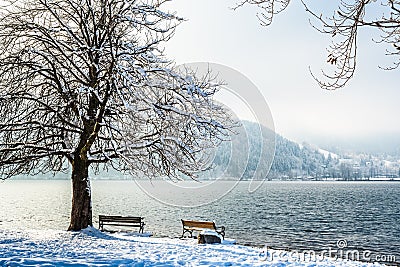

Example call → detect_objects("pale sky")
1 0 397 150
163 0 400 149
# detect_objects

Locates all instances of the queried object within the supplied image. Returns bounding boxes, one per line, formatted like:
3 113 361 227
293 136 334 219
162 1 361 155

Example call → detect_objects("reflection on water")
0 180 399 263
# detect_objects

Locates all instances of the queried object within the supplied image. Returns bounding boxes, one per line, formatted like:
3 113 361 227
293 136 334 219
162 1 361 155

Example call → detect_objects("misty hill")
306 133 400 157
201 120 330 180
205 121 400 180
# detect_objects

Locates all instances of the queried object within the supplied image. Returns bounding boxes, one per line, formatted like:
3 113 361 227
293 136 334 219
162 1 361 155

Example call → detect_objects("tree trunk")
68 156 92 231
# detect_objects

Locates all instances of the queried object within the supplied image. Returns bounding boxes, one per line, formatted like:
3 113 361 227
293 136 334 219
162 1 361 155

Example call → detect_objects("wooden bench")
181 219 225 239
99 215 145 233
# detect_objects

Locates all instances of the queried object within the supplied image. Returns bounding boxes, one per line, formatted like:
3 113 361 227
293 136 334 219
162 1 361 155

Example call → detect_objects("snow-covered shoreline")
0 227 387 266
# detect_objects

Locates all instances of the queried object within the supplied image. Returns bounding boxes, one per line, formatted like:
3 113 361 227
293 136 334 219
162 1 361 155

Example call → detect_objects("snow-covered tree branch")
232 0 290 27
235 0 400 89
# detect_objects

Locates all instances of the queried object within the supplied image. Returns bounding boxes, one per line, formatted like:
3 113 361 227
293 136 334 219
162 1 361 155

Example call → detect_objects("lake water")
0 180 399 264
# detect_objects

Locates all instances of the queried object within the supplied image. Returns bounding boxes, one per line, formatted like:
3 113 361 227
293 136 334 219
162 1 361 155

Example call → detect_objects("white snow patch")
318 148 339 159
0 229 387 267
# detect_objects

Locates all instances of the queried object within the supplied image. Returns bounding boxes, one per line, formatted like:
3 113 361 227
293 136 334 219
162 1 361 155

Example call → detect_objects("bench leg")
181 229 186 238
215 230 225 239
181 229 193 238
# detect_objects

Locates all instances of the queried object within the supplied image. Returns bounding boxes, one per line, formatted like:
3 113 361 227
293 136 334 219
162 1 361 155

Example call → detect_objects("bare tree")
0 0 235 230
235 0 400 89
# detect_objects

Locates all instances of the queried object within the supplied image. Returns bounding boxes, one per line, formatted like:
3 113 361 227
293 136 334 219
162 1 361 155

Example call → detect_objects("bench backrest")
181 220 216 230
99 215 143 223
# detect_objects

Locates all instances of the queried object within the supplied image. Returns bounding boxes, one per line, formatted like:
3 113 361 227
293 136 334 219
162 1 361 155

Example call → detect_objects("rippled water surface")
1 180 399 263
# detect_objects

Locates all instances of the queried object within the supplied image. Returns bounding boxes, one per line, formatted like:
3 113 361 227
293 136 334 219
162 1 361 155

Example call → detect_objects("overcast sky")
163 0 399 149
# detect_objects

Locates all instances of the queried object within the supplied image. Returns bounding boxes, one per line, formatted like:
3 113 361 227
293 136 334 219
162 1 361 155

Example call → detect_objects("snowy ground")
0 228 386 267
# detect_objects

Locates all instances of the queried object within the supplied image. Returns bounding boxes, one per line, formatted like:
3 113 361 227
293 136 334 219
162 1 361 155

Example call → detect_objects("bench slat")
100 223 143 227
99 216 143 219
182 220 215 229
100 218 143 223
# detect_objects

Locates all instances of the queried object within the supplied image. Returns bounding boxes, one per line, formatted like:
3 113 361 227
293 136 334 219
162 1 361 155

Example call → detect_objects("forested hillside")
207 121 400 180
